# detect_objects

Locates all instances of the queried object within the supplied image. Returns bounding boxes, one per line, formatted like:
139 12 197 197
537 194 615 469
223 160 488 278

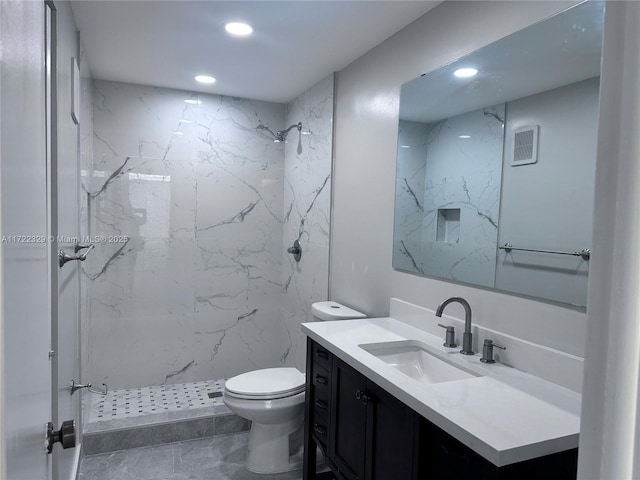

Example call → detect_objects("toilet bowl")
223 367 306 474
224 302 366 474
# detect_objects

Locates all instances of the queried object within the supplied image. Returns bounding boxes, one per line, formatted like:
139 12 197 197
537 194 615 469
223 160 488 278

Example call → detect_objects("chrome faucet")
435 297 474 355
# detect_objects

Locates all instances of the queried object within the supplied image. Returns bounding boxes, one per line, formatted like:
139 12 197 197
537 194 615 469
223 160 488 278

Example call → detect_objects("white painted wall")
0 4 4 479
496 78 599 307
578 2 640 477
331 1 587 360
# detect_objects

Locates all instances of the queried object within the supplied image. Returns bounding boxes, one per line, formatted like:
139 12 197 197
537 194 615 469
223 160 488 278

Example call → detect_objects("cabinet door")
329 359 368 480
421 419 488 479
365 381 419 480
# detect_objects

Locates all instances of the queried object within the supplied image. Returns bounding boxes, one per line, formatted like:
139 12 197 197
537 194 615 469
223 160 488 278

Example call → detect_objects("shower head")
275 122 302 143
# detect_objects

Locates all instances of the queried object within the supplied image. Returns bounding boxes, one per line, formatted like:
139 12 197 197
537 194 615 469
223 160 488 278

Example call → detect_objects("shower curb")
82 412 249 456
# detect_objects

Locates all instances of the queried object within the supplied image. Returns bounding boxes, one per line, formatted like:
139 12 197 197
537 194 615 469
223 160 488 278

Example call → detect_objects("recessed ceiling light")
400 145 411 149
179 119 192 124
459 135 471 139
225 22 253 36
184 99 202 105
453 67 478 78
172 131 184 136
194 75 216 84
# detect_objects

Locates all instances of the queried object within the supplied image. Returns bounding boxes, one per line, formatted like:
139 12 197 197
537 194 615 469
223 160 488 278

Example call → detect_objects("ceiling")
71 1 439 104
399 1 604 123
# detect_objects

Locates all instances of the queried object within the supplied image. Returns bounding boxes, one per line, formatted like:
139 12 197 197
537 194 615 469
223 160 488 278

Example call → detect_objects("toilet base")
245 418 303 474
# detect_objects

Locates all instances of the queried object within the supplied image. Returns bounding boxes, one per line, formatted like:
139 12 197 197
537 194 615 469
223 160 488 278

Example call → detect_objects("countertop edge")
302 321 580 467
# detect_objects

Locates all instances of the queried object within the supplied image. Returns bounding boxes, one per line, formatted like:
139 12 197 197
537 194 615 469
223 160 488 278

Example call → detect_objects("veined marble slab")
394 105 504 287
83 81 288 389
280 74 334 370
81 77 334 390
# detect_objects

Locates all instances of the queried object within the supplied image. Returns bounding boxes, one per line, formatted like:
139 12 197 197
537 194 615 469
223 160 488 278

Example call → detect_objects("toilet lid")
225 368 305 399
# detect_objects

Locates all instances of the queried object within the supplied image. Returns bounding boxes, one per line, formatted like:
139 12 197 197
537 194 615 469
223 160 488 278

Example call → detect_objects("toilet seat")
224 367 305 400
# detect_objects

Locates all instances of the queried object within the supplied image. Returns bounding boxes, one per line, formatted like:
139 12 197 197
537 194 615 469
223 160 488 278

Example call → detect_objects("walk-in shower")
79 74 335 467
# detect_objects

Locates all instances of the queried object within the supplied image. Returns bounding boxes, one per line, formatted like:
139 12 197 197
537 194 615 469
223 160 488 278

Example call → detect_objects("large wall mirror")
393 1 603 308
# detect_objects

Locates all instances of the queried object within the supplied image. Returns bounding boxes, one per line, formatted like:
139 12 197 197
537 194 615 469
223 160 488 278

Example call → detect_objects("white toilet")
310 301 367 322
223 301 366 474
223 367 305 473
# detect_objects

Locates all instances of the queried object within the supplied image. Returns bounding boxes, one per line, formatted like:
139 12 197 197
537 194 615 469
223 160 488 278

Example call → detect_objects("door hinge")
48 350 55 359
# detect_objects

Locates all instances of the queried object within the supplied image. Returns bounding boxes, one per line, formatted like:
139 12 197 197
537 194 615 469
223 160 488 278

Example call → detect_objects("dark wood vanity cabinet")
303 338 578 480
419 420 578 480
328 358 367 479
364 378 420 479
330 358 419 480
304 339 418 480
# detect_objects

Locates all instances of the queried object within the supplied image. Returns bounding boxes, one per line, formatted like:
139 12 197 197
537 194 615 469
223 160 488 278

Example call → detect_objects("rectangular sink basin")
359 340 480 384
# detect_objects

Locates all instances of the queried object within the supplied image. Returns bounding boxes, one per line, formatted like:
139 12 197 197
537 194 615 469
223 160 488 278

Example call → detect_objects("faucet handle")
437 324 457 348
480 339 506 364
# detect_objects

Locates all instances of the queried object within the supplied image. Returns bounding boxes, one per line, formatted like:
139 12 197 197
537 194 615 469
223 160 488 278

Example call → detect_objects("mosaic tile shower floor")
89 380 225 421
85 380 231 433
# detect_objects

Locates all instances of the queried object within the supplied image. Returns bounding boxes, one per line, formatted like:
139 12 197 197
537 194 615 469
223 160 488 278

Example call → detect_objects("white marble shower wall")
421 105 504 287
393 120 429 274
393 105 504 287
281 75 334 370
82 80 292 389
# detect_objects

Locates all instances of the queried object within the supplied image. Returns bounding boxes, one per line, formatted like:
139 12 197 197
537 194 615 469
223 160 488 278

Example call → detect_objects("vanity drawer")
312 365 331 391
312 418 329 448
312 381 330 409
311 359 331 450
305 339 334 468
312 380 330 418
312 344 331 370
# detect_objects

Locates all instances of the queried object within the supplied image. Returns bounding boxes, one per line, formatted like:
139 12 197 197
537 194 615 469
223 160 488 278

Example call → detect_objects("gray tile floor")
78 432 303 480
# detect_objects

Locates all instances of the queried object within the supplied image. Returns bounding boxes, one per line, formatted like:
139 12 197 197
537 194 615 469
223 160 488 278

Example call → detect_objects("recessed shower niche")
436 208 460 243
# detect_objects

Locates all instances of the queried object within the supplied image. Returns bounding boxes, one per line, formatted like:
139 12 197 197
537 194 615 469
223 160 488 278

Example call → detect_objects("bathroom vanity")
302 317 580 480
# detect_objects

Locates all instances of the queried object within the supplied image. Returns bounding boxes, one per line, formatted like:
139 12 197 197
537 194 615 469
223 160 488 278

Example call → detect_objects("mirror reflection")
393 1 604 307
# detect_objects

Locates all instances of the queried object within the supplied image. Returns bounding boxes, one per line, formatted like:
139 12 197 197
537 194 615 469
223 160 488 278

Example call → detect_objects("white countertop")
302 317 581 467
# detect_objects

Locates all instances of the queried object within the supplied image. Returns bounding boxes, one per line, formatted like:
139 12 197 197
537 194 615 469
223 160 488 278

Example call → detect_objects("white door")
1 1 53 479
50 2 82 479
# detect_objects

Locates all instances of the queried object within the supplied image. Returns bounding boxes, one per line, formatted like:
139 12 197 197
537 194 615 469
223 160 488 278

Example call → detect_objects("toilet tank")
311 301 367 321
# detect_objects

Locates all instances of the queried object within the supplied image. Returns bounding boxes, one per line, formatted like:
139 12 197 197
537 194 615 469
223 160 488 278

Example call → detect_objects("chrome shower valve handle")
59 243 95 267
70 379 108 395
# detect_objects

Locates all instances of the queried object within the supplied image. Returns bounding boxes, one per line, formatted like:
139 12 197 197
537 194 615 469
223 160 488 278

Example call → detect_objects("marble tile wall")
393 120 429 274
82 80 291 389
393 105 504 287
280 75 334 370
420 104 504 287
